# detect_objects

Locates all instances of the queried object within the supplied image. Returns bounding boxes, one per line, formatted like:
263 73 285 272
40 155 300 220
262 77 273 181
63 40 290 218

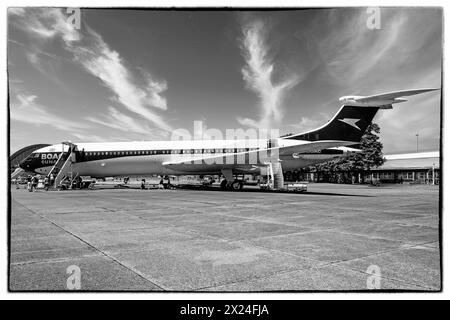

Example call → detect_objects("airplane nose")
18 158 31 171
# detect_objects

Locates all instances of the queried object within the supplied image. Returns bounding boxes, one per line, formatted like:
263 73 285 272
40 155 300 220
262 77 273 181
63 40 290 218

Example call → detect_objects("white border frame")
1 0 447 300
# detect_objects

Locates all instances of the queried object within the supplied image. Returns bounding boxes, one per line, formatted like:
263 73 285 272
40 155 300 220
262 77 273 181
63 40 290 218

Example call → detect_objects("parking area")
9 183 440 291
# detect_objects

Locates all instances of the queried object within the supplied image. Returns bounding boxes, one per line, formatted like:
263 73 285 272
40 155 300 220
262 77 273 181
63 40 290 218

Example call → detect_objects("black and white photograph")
7 6 442 293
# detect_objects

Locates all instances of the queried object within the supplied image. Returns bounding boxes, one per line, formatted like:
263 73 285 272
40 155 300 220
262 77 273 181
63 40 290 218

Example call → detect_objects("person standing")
27 175 32 192
76 176 82 189
31 175 38 192
49 173 55 188
44 176 50 191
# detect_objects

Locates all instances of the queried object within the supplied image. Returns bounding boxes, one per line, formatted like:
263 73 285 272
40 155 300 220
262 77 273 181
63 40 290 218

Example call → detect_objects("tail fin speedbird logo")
338 118 361 130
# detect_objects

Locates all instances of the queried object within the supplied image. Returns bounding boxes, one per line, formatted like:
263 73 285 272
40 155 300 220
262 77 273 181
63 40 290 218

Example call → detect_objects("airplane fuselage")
20 138 353 177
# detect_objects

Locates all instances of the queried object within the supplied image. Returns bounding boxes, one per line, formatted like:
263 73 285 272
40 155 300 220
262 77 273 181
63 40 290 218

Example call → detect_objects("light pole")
432 163 435 185
415 134 419 153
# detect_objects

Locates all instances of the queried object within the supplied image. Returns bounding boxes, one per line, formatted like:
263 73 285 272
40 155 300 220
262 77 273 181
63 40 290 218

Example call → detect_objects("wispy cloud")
8 38 72 91
70 26 171 131
9 8 172 133
11 92 88 133
238 19 300 129
312 9 420 89
86 106 155 136
70 132 106 142
8 7 26 16
289 113 330 133
300 8 442 152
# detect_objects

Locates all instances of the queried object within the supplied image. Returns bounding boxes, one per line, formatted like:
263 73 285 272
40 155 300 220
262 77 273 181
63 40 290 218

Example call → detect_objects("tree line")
309 123 385 184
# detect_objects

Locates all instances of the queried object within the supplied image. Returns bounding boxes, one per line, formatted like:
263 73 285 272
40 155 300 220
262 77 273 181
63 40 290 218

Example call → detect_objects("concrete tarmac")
9 183 440 291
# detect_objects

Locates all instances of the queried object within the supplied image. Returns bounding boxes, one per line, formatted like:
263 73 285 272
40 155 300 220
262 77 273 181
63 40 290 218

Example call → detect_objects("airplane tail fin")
284 88 439 144
285 105 380 143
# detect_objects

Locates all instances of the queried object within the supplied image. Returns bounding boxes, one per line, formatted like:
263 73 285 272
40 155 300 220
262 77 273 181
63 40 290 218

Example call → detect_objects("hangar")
370 151 440 184
10 144 50 173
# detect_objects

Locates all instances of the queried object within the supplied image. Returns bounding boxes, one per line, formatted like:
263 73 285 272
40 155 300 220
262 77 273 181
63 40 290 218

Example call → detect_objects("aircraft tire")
231 180 243 191
220 179 228 190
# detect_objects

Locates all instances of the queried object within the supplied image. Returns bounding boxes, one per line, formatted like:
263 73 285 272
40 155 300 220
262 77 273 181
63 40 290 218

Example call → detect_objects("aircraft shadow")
174 185 374 197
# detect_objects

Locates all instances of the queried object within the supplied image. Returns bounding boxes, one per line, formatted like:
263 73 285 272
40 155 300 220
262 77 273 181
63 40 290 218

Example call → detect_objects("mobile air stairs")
260 138 307 192
263 161 285 190
260 138 286 190
261 161 307 192
47 142 78 189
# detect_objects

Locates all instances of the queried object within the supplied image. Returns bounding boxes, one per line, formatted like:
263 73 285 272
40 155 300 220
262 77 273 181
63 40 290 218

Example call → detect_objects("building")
370 151 439 184
10 144 50 173
283 151 440 184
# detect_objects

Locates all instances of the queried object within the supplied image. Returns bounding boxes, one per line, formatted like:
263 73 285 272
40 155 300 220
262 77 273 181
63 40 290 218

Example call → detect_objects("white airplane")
19 88 439 190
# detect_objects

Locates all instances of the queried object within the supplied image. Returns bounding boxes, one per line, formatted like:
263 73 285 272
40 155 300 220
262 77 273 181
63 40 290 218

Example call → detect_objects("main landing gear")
220 179 243 191
220 168 244 191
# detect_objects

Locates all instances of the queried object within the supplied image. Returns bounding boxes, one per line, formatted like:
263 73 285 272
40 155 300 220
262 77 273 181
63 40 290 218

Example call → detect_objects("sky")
8 8 442 155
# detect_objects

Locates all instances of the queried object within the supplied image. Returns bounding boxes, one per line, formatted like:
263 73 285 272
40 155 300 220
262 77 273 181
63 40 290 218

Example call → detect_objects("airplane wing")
355 88 439 102
162 140 355 168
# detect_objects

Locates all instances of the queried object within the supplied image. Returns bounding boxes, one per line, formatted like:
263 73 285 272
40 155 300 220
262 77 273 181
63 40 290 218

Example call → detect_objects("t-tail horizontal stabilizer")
287 88 440 143
339 88 440 108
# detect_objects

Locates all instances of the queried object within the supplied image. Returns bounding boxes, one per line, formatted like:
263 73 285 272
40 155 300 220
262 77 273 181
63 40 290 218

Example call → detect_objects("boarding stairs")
47 142 78 189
